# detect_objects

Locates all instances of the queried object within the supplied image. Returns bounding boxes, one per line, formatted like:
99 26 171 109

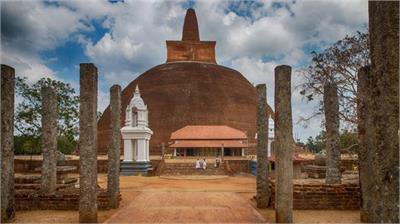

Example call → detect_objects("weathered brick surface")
15 189 119 211
269 180 360 210
97 63 259 156
225 160 250 174
14 158 108 173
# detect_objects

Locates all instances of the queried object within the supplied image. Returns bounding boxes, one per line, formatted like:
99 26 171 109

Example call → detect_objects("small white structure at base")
120 85 153 175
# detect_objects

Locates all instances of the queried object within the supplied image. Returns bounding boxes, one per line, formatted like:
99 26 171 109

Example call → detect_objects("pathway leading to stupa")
104 191 265 223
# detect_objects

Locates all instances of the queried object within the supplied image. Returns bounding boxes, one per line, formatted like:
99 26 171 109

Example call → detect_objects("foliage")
299 31 370 126
339 129 359 154
305 131 326 153
14 77 79 155
305 129 359 154
57 135 78 154
14 135 41 155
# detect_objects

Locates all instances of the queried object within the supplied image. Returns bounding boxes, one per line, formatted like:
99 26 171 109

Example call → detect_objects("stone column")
123 140 133 162
357 66 375 222
79 63 98 223
323 82 341 184
137 139 146 162
1 64 15 222
274 65 293 223
368 1 399 222
256 84 270 208
107 85 121 209
41 86 58 194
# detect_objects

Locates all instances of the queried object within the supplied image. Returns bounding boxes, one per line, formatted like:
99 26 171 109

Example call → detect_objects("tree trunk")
367 1 399 222
1 64 15 222
256 84 270 208
274 65 293 223
323 82 341 184
79 63 98 223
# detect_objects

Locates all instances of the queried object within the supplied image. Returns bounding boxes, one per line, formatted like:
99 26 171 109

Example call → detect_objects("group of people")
195 157 222 170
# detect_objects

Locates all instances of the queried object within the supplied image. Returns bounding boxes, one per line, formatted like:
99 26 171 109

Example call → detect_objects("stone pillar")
274 65 293 223
123 140 133 162
1 64 15 222
107 85 121 209
323 82 341 184
256 84 270 208
357 66 375 222
137 139 146 161
367 1 399 222
41 86 58 194
79 63 98 223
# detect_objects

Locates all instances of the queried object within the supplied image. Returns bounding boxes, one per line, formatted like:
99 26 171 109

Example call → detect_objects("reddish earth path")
105 191 266 223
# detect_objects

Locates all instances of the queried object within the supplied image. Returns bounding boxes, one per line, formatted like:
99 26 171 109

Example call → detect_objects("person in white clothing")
202 158 207 170
195 158 201 169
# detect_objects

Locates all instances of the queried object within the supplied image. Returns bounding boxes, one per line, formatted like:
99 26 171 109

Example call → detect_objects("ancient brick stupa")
97 8 261 155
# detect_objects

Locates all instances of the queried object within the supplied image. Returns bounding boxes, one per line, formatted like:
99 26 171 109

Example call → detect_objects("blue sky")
1 0 368 141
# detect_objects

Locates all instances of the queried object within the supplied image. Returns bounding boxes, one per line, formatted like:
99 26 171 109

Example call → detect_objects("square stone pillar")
79 63 98 223
1 64 15 222
41 86 58 194
123 140 133 162
107 84 121 209
274 65 293 223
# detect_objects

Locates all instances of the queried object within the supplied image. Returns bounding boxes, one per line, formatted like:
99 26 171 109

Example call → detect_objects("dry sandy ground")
12 174 360 223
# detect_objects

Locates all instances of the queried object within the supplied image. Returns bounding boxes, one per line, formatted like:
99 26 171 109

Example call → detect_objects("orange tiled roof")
170 125 247 140
170 140 248 148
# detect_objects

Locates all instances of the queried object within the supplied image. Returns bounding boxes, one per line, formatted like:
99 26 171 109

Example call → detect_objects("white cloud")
1 46 56 82
1 0 368 140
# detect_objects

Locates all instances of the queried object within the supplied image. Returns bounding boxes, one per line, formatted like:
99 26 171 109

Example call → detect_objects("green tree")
15 77 79 154
305 131 326 153
305 129 359 154
339 129 358 154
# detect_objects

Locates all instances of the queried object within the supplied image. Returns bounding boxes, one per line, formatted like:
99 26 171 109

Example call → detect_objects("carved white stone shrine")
120 85 153 175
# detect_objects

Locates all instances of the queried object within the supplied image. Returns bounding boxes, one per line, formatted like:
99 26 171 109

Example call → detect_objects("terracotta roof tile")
170 125 247 140
170 140 247 148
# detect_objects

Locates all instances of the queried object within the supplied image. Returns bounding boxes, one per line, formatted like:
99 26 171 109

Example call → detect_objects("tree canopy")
299 31 369 126
14 77 79 154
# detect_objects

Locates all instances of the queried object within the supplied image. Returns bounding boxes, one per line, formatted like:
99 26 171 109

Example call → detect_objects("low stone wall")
15 158 163 174
15 189 119 211
300 158 358 172
269 180 360 210
225 160 250 174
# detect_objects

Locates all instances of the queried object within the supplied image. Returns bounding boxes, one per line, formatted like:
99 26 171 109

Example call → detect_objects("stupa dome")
97 8 258 155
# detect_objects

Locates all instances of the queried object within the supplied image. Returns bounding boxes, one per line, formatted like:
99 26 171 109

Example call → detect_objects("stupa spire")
166 8 216 63
182 8 200 41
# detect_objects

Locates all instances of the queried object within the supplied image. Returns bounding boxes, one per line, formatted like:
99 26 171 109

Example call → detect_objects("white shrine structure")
268 115 275 156
120 85 153 175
